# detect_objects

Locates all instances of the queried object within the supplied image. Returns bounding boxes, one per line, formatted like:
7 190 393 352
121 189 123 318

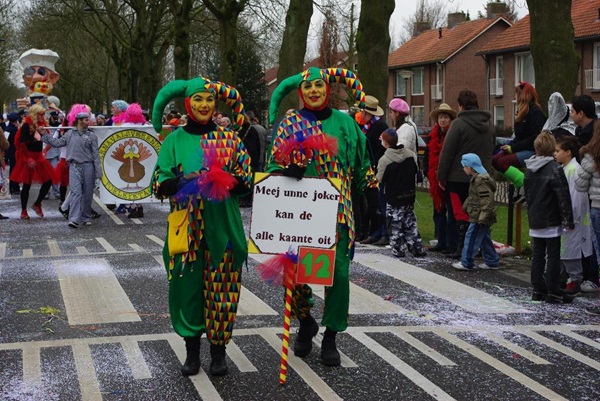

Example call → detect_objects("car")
417 133 427 172
417 125 432 143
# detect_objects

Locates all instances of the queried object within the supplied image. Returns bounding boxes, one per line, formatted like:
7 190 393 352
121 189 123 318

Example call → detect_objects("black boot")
181 337 201 376
209 344 228 376
294 314 319 357
450 221 469 259
320 328 341 366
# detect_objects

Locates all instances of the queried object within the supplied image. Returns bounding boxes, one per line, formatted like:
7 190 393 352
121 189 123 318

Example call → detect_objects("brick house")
387 5 512 127
477 0 600 131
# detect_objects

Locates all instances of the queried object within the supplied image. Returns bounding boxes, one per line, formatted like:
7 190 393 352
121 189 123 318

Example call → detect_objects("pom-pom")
255 250 298 288
303 133 338 156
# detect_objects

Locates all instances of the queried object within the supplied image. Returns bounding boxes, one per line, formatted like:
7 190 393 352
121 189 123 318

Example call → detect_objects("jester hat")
268 67 366 125
152 77 245 133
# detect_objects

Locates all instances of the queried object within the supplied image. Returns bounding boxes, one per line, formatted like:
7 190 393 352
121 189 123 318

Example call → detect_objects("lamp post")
398 69 413 101
83 6 136 102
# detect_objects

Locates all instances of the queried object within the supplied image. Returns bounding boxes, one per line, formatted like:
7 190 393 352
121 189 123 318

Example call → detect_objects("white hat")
19 49 60 71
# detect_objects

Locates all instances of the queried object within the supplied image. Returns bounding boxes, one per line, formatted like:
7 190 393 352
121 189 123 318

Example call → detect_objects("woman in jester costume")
267 67 376 366
151 77 252 377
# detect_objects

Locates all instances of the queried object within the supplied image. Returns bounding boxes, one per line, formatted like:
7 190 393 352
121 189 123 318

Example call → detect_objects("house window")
515 52 535 85
412 105 425 126
494 105 504 129
412 67 424 95
395 71 406 97
594 42 600 89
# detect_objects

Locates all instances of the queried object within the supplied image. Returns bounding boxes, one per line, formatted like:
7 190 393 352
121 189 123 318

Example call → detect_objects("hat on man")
429 103 457 121
362 95 384 116
8 112 19 122
461 153 487 175
389 98 410 115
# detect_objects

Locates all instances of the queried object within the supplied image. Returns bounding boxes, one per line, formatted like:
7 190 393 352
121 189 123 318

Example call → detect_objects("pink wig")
67 104 91 126
123 103 147 125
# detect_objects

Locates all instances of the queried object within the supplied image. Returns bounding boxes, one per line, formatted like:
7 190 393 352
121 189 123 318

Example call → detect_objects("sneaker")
585 307 600 316
564 280 582 296
127 206 144 218
478 263 499 270
83 221 92 226
545 293 574 304
428 244 446 252
68 221 80 228
411 249 427 257
360 236 379 245
532 291 546 301
452 262 476 270
581 280 599 293
91 209 101 219
58 207 69 219
392 249 406 258
372 237 390 246
20 210 30 220
32 203 44 217
114 204 128 214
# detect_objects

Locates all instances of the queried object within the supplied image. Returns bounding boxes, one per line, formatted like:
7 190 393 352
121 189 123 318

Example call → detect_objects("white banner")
94 125 162 204
248 173 341 254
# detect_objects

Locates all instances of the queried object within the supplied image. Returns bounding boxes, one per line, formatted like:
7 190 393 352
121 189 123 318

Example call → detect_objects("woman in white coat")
388 98 418 155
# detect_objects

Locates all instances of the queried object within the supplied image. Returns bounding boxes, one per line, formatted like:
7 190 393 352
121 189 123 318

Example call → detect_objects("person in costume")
151 77 252 377
267 67 375 366
10 104 55 219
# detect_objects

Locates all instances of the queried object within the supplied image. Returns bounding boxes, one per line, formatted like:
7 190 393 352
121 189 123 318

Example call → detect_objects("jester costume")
267 67 376 366
151 77 252 377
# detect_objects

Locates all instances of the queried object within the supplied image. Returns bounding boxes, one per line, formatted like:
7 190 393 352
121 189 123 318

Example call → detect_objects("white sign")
248 173 341 254
94 125 162 204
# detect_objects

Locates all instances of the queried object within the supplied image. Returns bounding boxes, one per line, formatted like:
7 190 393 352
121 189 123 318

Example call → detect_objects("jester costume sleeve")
150 77 252 346
266 67 376 333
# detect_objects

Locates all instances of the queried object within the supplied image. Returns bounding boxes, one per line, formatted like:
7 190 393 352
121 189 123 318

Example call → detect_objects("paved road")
1 194 599 401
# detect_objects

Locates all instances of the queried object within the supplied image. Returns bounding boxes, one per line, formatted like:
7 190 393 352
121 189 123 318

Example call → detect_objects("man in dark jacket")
437 90 495 259
4 113 20 195
570 94 597 150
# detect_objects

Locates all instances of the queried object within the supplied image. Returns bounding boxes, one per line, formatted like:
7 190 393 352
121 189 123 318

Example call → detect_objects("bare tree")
526 0 579 112
396 0 448 47
477 1 519 22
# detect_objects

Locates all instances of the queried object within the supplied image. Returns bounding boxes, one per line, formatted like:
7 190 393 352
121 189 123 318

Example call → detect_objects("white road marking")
226 340 258 372
130 218 143 225
517 329 600 371
23 249 33 257
167 335 223 401
146 235 165 246
238 285 278 316
391 329 456 366
121 339 152 379
22 345 41 383
314 332 358 368
128 243 144 252
152 254 164 266
93 195 123 225
0 242 6 259
48 239 62 256
353 253 530 314
255 327 342 401
71 343 102 401
482 331 550 365
55 258 140 325
95 237 117 253
348 330 456 401
77 246 90 254
436 331 568 401
557 328 600 351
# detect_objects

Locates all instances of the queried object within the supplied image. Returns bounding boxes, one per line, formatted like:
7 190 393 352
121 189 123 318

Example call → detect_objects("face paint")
189 92 216 124
300 79 328 110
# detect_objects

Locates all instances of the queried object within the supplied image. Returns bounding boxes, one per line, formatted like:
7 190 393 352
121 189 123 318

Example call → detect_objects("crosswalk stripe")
146 235 164 246
93 195 124 225
23 249 33 257
128 243 144 252
353 253 530 314
482 331 550 365
121 339 152 380
556 329 600 351
95 237 117 253
72 343 102 401
255 327 342 401
238 286 278 316
348 330 456 401
391 329 456 366
55 258 141 325
435 331 568 401
517 329 600 372
22 345 41 383
166 335 223 401
227 340 258 372
77 246 90 254
0 242 6 259
48 239 62 256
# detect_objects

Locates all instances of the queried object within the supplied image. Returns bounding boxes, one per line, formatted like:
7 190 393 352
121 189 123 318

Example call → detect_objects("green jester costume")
267 67 377 366
151 77 252 377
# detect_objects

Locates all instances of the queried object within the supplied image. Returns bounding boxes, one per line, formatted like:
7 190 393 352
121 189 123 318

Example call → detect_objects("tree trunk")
356 0 395 106
219 16 239 85
526 0 579 112
274 0 313 119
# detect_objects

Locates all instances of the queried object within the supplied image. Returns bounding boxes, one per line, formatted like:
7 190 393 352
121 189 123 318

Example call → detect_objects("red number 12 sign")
296 247 336 286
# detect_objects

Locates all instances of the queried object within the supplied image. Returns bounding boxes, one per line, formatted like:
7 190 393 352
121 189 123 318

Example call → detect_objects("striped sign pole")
279 284 293 385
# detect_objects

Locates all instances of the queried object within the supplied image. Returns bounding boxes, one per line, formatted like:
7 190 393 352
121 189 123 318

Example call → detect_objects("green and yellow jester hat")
268 67 366 125
152 76 245 133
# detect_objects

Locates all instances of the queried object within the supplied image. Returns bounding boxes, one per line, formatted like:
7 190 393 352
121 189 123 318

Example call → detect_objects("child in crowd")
524 132 574 304
555 136 593 295
376 128 426 258
452 153 499 270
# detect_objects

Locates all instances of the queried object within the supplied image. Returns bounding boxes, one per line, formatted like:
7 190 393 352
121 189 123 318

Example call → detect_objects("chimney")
487 2 509 20
447 12 466 29
413 21 432 37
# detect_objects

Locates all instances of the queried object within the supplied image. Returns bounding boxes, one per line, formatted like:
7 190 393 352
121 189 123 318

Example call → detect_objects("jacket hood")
457 110 492 134
383 145 414 164
524 155 555 172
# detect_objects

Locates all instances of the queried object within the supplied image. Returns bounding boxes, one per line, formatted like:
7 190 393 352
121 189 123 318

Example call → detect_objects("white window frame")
395 71 406 97
411 105 425 126
412 67 424 95
514 52 535 86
